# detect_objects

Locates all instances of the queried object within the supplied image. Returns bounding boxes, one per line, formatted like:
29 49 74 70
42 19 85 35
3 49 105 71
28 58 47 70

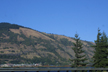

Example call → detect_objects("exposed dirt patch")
10 29 21 34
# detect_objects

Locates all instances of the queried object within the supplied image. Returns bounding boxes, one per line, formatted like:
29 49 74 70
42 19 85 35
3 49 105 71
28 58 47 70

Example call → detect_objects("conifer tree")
92 28 108 68
70 34 88 67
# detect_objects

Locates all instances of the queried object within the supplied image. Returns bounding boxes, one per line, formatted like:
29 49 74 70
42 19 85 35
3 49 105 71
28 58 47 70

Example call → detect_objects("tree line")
70 28 108 68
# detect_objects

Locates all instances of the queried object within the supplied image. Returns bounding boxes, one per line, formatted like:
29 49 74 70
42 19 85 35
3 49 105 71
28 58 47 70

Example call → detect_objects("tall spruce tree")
92 28 108 68
70 34 87 67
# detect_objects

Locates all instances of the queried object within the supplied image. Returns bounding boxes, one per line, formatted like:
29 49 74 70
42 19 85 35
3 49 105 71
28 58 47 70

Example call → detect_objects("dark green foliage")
0 54 23 64
9 60 20 64
57 45 65 51
10 47 14 49
0 22 24 30
0 22 95 65
30 56 57 65
21 38 35 46
0 31 19 45
38 48 47 51
70 34 88 67
24 46 26 49
92 29 108 68
0 51 4 53
11 50 15 52
3 47 9 49
0 60 6 64
0 22 37 46
41 42 58 55
60 38 73 46
48 34 55 39
66 52 73 57
32 47 37 51
0 54 21 59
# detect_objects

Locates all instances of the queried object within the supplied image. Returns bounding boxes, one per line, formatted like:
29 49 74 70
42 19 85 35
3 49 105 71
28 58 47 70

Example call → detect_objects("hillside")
0 22 95 65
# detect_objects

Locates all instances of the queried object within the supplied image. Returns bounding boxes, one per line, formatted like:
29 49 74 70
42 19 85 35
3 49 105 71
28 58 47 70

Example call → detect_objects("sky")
0 0 108 42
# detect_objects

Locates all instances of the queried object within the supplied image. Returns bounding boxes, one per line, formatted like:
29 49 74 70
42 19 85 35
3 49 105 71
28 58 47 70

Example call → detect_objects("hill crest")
0 22 95 65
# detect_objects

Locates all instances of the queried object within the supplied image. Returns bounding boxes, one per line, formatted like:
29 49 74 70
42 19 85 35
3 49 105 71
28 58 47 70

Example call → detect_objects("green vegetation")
11 50 15 52
91 28 108 68
0 31 19 44
0 22 95 65
30 56 58 65
70 34 88 67
60 38 73 46
0 54 20 59
0 22 23 30
3 47 9 49
0 51 4 53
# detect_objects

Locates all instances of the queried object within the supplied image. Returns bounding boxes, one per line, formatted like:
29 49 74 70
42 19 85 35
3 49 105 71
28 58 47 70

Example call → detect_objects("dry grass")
0 27 95 63
17 35 24 41
10 29 21 34
56 49 70 59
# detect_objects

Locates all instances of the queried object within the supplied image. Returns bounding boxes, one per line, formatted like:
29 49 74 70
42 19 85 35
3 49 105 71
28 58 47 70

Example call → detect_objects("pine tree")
70 34 88 67
92 28 108 68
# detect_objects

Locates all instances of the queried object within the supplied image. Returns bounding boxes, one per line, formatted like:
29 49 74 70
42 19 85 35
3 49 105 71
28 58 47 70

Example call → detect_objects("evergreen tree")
70 34 88 67
92 28 108 68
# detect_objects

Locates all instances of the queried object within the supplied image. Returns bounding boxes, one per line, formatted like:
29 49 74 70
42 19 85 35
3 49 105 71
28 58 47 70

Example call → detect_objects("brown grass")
10 28 55 41
56 49 70 59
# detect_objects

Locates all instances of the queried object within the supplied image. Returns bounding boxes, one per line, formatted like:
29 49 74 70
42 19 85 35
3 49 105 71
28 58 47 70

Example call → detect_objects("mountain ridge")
0 22 95 65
